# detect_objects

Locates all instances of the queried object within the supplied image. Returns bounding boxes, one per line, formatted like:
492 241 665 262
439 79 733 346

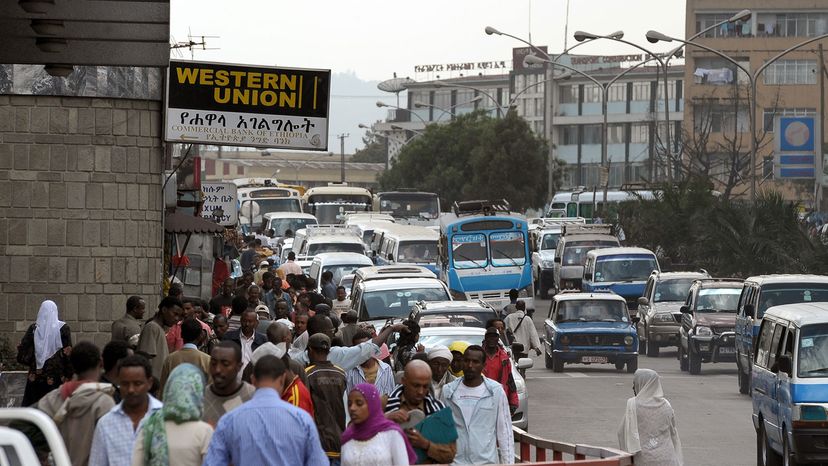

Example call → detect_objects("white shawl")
618 369 683 465
35 300 65 369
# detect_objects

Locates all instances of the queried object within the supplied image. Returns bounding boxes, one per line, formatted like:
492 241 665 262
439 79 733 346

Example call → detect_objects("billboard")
775 116 817 179
200 182 238 226
165 60 331 150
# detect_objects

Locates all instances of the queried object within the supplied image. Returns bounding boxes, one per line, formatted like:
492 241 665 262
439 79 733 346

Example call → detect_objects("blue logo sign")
779 117 815 152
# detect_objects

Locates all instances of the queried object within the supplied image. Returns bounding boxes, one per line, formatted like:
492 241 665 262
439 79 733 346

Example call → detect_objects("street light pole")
337 133 348 183
413 95 483 121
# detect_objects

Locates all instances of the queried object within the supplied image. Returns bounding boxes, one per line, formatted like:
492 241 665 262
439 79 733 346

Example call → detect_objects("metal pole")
602 85 610 206
546 62 555 203
819 43 825 210
338 133 348 183
662 64 673 183
750 77 758 203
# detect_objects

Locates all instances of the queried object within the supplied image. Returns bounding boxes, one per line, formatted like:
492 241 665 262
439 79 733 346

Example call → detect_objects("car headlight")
624 335 634 345
518 285 532 298
559 335 570 345
542 260 555 268
654 313 675 323
695 326 712 336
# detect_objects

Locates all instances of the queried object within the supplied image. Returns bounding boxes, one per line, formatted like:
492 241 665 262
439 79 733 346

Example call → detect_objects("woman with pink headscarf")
18 300 73 406
341 383 416 465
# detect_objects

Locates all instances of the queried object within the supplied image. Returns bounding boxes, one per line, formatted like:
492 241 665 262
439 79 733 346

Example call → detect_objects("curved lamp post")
376 101 428 125
413 95 483 121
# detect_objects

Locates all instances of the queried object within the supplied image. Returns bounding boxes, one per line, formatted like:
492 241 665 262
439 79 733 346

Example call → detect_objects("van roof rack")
453 199 511 216
305 224 355 237
537 217 586 228
561 224 615 236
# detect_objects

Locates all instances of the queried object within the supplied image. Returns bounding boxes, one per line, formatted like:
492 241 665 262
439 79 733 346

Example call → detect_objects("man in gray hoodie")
37 341 115 466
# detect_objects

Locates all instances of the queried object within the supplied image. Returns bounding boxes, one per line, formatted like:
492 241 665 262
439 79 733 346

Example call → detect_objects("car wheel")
646 334 660 357
688 346 702 375
544 343 554 370
738 358 751 395
626 357 638 373
679 345 688 372
552 354 564 373
783 430 798 466
615 361 625 371
758 424 782 466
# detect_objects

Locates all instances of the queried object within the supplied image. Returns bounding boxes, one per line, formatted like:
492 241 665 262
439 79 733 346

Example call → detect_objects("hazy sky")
170 1 687 152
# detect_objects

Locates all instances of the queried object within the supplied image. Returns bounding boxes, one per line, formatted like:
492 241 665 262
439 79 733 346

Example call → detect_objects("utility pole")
337 133 349 183
819 44 825 211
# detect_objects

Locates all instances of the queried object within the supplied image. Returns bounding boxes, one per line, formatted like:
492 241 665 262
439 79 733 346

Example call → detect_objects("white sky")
171 0 686 81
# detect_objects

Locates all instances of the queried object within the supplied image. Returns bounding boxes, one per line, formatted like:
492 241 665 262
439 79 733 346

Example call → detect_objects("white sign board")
201 182 238 226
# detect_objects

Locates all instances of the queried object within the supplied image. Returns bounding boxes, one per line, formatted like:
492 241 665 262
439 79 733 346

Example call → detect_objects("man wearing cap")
255 305 273 334
426 345 455 399
448 341 469 378
482 327 519 414
305 333 347 465
254 260 270 286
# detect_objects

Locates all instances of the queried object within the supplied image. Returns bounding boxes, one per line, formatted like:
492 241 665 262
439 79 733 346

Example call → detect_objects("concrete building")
683 0 828 203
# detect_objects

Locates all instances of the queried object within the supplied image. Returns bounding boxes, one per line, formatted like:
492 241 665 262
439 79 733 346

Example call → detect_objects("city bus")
546 188 656 222
303 183 373 224
374 190 440 227
233 178 303 233
438 200 534 311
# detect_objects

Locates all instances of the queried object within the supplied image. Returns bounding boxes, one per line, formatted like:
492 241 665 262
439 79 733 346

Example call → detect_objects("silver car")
418 326 532 430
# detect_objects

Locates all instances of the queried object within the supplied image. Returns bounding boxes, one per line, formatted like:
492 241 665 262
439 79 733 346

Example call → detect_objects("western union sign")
165 60 331 150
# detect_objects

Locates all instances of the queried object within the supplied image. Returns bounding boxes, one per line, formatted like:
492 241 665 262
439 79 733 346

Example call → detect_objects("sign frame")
774 116 818 180
200 182 238 227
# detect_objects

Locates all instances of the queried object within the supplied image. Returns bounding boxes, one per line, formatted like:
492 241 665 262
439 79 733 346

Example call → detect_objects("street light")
413 95 483 121
431 81 503 118
376 101 429 125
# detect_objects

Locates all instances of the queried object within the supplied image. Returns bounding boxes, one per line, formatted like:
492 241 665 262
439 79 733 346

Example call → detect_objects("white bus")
303 183 373 224
234 178 303 232
546 189 656 221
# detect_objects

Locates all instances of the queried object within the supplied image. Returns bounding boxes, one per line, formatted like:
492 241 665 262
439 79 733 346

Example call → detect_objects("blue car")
543 292 639 373
752 303 828 465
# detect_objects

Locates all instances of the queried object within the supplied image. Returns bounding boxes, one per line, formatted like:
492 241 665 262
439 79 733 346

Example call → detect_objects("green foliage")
352 124 387 163
379 111 554 212
618 177 828 277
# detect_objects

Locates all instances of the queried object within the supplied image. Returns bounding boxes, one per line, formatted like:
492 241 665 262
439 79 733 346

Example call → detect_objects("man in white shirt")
222 309 267 376
503 301 542 357
278 252 303 277
331 286 351 317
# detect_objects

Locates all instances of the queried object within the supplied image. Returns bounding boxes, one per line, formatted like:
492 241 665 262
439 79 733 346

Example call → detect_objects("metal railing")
513 427 634 465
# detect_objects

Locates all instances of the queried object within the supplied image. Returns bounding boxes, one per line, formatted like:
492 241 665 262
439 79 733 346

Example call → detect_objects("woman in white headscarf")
19 300 73 406
618 368 683 466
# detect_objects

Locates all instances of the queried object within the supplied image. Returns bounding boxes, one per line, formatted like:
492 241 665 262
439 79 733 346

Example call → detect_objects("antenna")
563 0 571 52
528 0 532 44
169 27 220 59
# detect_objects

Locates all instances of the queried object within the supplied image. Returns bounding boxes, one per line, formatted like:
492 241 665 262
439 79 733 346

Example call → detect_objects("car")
543 291 639 373
417 326 533 430
0 408 72 466
350 267 451 327
307 253 373 292
530 218 586 299
409 300 500 329
339 274 355 298
552 225 620 293
637 270 711 356
295 225 367 257
735 275 828 394
678 279 743 375
581 247 660 311
752 303 828 465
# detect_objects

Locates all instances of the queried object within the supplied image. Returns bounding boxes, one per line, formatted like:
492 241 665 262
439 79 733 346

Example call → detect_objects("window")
764 59 817 85
583 84 602 103
631 82 650 101
766 324 787 371
489 231 526 267
797 323 828 377
763 108 816 131
755 319 776 368
535 97 544 117
607 83 626 102
607 124 625 144
694 58 750 85
559 85 578 104
451 233 487 269
630 123 649 143
757 13 828 38
694 104 749 133
582 125 602 144
433 90 451 112
696 13 753 38
560 125 579 145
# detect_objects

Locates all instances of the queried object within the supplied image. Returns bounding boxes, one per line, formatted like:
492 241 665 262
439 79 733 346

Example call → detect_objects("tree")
351 122 387 163
379 110 554 212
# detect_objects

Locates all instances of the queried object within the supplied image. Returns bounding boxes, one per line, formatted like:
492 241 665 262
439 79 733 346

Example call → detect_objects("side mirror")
554 256 561 263
775 354 792 376
637 297 649 306
583 272 593 281
631 316 641 324
517 358 534 370
744 304 755 319
680 305 691 314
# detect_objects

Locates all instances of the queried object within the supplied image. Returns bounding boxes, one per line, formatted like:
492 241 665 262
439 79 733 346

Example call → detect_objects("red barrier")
512 427 634 465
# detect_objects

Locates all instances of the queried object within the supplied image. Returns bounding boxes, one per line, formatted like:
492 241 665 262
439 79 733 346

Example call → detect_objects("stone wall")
0 94 163 349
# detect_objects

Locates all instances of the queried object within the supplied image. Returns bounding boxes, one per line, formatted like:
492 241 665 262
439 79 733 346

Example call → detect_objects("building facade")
684 0 828 203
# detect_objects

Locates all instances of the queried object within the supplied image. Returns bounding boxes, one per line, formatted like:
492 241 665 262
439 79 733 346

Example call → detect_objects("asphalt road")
523 297 754 466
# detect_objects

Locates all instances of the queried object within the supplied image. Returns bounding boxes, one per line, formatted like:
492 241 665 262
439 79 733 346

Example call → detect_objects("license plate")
718 347 735 354
581 356 608 363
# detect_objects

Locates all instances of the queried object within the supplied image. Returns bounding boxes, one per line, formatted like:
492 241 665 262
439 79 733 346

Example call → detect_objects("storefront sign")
201 182 238 226
165 60 331 150
775 116 818 180
570 54 643 65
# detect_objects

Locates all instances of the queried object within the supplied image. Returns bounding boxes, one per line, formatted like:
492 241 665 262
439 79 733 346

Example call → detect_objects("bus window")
579 203 594 219
566 202 578 217
451 234 487 269
490 232 526 267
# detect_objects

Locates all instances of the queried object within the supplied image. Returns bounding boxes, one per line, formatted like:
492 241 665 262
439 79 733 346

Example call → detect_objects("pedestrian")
133 364 214 466
274 298 291 320
136 297 182 384
253 260 270 286
167 283 183 300
426 345 455 399
165 298 213 353
261 272 278 313
503 301 542 356
341 383 417 466
440 345 514 465
222 308 267 375
209 279 235 318
447 341 469 378
89 355 161 466
100 340 132 404
253 341 316 418
255 304 273 334
337 310 360 347
503 289 519 315
202 341 256 427
385 360 458 464
239 240 257 274
111 296 145 345
278 251 303 276
618 369 683 466
247 284 263 309
305 333 348 465
206 315 229 354
294 311 309 338
345 330 395 398
159 318 211 397
332 286 351 317
321 271 337 301
19 300 73 406
393 320 423 372
203 355 328 466
226 296 248 333
481 327 519 414
37 341 116 466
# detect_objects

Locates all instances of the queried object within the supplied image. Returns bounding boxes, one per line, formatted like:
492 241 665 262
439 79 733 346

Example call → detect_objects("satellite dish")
378 77 416 93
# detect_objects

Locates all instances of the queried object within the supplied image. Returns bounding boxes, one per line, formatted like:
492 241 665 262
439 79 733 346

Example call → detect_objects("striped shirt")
88 395 163 466
384 384 446 415
345 360 396 397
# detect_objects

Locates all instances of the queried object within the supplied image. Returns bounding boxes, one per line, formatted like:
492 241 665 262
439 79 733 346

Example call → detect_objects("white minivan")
307 253 373 293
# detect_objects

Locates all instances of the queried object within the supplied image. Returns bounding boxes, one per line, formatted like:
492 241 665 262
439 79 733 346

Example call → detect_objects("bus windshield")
562 241 618 266
452 233 487 269
244 198 301 216
594 256 657 282
490 232 526 267
268 217 317 236
397 241 438 263
378 194 439 219
311 203 371 224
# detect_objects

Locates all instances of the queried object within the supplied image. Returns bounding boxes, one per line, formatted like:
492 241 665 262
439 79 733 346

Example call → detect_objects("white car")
307 253 373 292
418 326 532 430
